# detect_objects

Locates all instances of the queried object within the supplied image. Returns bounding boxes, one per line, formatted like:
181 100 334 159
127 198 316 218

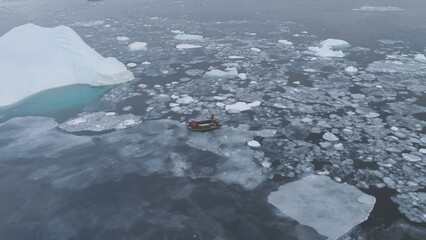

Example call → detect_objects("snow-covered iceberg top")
0 23 134 107
268 175 375 240
308 39 350 58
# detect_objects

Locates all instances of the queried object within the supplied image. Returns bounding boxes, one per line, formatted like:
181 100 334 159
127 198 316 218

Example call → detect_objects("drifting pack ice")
0 23 134 107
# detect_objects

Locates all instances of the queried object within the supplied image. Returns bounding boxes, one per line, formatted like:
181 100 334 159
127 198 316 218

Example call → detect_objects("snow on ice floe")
225 101 261 113
0 117 92 159
268 175 375 240
0 23 134 107
128 41 147 51
59 112 141 132
308 39 350 58
176 44 203 49
392 192 426 223
174 34 203 41
353 6 404 12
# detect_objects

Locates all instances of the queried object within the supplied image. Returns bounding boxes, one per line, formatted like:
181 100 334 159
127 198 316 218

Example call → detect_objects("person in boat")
190 121 198 127
210 114 216 125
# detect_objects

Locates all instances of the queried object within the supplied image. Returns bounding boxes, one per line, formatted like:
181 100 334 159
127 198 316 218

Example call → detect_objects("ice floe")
205 67 238 78
278 39 293 46
174 34 203 41
268 175 375 240
128 41 147 51
117 36 129 41
0 23 134 107
225 101 261 113
414 54 426 62
323 132 339 141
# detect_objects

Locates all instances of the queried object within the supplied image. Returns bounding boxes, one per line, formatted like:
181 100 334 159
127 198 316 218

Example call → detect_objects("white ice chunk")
402 153 422 162
0 24 134 107
414 54 426 63
128 41 147 51
117 36 129 41
323 132 339 141
228 55 245 59
247 140 261 148
238 73 247 80
127 62 137 68
176 44 203 49
225 101 260 113
308 39 350 58
278 39 293 46
250 47 261 53
345 66 358 73
268 175 375 240
174 34 203 41
205 68 238 78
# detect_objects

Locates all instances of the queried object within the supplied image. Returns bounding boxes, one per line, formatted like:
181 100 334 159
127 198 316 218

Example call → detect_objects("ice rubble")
308 39 350 58
268 175 375 240
345 66 358 73
59 112 141 132
392 192 426 223
0 117 92 159
0 23 134 107
128 41 147 51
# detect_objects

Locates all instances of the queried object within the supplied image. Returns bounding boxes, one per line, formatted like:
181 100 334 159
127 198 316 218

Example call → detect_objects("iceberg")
0 23 134 107
268 175 375 240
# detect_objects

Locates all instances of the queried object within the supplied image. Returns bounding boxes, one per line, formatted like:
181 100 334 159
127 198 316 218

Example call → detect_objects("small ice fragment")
250 47 261 53
174 34 203 41
128 42 147 51
117 36 129 41
127 62 137 68
238 73 247 80
345 66 358 73
278 39 293 46
334 143 344 151
247 140 261 148
205 68 238 78
142 61 151 65
402 153 421 162
228 55 245 59
323 132 339 141
176 44 203 49
366 112 380 118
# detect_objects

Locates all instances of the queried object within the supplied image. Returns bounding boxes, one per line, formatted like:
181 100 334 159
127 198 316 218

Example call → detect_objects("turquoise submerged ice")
268 175 376 240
